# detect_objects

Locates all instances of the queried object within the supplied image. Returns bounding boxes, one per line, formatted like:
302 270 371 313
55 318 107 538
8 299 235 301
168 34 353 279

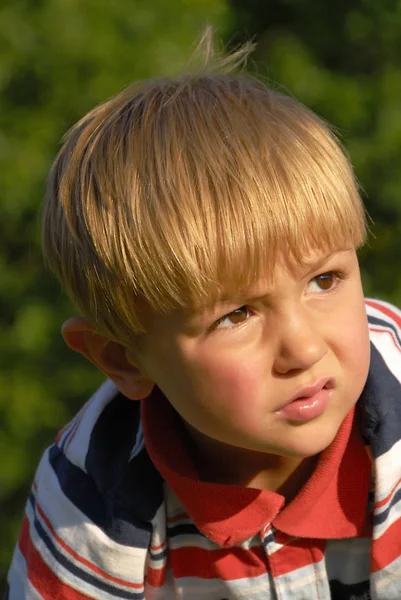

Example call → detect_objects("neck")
185 423 318 499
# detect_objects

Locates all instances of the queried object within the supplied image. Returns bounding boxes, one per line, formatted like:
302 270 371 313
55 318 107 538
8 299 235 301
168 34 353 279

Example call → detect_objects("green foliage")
2 0 401 591
229 0 401 303
0 0 229 588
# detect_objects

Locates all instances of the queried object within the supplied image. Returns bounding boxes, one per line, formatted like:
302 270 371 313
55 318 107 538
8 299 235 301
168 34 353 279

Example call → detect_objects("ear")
61 317 154 400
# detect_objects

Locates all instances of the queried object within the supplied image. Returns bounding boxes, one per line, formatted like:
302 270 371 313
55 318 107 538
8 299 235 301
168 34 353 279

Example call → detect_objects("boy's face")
135 247 370 460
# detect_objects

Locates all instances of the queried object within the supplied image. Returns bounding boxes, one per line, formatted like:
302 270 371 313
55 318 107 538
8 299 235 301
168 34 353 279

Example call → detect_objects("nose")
272 308 328 375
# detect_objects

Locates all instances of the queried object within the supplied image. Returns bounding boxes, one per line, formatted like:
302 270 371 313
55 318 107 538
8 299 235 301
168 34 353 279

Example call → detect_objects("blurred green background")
1 0 401 589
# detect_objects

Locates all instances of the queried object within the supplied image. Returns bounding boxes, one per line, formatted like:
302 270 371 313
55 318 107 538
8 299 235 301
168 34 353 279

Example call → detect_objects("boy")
6 36 401 600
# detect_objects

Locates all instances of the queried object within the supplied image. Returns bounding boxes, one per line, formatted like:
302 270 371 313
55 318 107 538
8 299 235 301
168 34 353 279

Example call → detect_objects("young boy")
6 37 401 600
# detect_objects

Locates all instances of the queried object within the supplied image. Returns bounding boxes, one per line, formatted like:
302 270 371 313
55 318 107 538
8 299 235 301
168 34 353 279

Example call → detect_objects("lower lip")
275 388 333 422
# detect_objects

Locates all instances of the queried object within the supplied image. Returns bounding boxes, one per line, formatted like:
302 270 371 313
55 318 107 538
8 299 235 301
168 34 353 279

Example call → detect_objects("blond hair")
42 33 366 345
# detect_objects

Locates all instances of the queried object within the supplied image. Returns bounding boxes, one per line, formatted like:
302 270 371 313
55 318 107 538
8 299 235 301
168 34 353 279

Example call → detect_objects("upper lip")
282 377 334 408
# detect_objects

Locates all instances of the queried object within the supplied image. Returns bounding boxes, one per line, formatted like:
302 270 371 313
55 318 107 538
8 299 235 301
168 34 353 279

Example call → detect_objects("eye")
213 305 251 330
307 271 340 293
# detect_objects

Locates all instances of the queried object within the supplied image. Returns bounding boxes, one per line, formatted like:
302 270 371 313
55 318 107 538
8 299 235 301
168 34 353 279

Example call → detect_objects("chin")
283 426 342 458
255 419 344 459
278 440 334 459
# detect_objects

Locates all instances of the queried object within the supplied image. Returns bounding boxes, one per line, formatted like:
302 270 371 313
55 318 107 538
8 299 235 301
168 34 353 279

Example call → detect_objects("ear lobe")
62 317 154 400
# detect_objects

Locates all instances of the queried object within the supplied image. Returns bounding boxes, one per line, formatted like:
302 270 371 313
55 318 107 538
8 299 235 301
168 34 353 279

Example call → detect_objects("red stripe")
150 541 167 552
170 545 267 580
56 401 89 446
371 515 401 572
273 530 292 545
65 403 90 452
145 564 168 588
35 501 143 589
268 539 325 577
375 475 401 510
369 327 401 353
366 299 401 330
56 419 75 444
18 516 94 600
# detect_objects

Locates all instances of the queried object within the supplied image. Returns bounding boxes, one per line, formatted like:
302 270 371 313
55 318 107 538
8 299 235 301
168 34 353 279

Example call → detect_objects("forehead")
196 245 355 302
142 247 357 334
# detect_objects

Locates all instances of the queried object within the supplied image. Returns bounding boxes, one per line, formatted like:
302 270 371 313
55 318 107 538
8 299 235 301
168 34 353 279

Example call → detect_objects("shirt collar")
141 388 371 547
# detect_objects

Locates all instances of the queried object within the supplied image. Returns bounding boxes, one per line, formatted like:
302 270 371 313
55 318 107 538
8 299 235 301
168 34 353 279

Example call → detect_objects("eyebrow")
194 248 353 318
297 251 338 274
297 248 353 275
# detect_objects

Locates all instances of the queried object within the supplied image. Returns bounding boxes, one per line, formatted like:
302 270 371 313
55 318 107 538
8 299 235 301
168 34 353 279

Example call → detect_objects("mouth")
287 377 335 404
275 377 335 422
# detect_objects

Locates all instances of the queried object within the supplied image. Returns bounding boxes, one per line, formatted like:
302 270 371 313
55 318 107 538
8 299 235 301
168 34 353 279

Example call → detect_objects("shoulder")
55 379 143 474
362 298 401 455
7 382 164 598
366 297 401 333
43 379 163 531
55 379 122 469
366 298 401 374
363 302 401 532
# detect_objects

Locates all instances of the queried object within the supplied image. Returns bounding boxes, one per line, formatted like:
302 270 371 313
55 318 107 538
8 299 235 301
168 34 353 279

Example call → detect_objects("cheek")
335 299 370 386
185 350 267 424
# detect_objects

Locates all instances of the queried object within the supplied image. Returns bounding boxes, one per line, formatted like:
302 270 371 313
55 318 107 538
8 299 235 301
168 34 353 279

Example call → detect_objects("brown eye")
212 305 252 331
227 306 249 324
315 272 335 290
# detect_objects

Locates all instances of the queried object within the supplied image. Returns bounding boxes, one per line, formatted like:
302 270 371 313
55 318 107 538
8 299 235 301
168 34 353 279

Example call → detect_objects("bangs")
45 75 366 342
128 155 365 314
99 84 366 316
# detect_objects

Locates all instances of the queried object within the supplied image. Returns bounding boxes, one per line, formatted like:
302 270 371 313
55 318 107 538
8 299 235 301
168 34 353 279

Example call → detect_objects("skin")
63 247 371 495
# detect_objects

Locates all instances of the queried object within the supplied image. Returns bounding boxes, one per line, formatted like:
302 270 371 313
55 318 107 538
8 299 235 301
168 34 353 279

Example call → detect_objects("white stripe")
369 319 401 350
25 499 141 600
373 438 401 504
275 559 331 599
129 422 145 460
366 298 401 323
64 379 118 471
373 494 401 540
147 505 168 571
370 329 401 385
162 570 274 598
31 491 144 595
371 553 401 598
56 415 79 450
32 448 147 585
23 497 102 599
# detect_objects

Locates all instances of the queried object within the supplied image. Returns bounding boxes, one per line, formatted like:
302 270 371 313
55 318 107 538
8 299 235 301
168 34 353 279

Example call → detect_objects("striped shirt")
5 298 401 600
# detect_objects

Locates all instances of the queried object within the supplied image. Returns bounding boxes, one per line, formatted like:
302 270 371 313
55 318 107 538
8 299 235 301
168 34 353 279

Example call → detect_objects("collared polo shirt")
141 390 372 599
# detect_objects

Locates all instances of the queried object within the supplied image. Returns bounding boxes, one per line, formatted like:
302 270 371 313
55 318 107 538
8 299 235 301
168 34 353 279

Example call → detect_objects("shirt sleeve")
5 383 150 600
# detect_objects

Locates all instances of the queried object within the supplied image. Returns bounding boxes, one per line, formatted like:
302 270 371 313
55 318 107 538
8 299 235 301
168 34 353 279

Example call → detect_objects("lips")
287 377 334 405
274 377 335 422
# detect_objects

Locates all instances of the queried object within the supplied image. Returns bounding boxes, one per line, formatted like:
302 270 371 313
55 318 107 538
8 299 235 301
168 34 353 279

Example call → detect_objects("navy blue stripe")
60 417 78 452
48 444 154 548
262 532 275 547
329 579 370 599
29 493 144 600
148 548 168 562
359 343 401 456
85 393 163 524
84 394 140 495
374 485 401 526
167 523 203 538
368 314 401 348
